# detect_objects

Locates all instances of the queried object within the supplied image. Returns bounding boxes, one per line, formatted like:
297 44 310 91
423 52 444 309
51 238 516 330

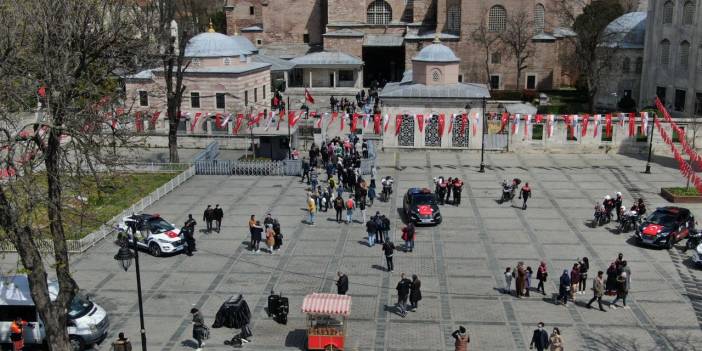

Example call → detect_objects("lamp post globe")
114 246 134 272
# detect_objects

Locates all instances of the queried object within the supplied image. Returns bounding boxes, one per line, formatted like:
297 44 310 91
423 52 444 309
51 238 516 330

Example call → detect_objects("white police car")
117 213 185 256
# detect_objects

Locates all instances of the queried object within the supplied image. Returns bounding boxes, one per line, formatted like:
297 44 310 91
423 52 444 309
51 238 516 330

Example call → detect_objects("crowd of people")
247 213 284 254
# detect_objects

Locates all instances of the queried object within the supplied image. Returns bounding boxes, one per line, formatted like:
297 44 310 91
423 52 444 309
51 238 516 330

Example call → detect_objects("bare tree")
471 13 502 90
0 1 145 350
500 9 535 91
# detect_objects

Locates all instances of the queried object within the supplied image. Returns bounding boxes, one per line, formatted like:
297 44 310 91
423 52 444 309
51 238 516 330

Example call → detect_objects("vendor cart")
301 293 351 351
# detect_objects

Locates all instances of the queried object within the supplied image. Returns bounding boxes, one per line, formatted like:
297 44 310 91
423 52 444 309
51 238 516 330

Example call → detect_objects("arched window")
367 0 392 25
663 1 674 24
488 6 507 32
660 39 671 65
622 57 631 73
534 4 545 33
683 1 696 24
635 57 643 73
447 5 461 34
680 40 691 68
431 69 442 82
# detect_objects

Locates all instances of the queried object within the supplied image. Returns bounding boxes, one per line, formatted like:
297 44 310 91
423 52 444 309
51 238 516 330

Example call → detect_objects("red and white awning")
301 293 351 316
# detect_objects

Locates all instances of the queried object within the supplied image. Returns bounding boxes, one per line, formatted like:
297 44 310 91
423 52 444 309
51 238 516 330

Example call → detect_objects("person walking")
529 322 550 351
345 197 355 224
383 241 395 272
504 267 513 295
610 271 629 308
184 214 197 256
265 224 276 254
578 257 589 294
191 308 207 350
402 223 416 252
202 205 213 232
519 182 532 210
452 326 470 351
516 262 526 298
359 196 367 224
569 263 580 301
213 204 223 233
366 218 377 247
549 327 563 351
272 218 283 251
112 332 133 351
586 270 606 311
250 220 263 253
445 177 453 204
453 178 464 205
336 271 349 295
310 167 319 190
605 262 617 295
558 269 571 305
307 194 317 225
368 184 376 206
409 274 422 311
536 261 548 295
525 266 533 297
334 195 344 223
396 273 411 317
301 157 310 183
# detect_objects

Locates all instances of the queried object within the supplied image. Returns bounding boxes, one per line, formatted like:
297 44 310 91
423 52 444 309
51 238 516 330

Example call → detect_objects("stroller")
267 290 289 325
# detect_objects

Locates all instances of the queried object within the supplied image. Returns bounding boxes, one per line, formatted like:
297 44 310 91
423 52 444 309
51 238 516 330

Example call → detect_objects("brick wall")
325 37 364 58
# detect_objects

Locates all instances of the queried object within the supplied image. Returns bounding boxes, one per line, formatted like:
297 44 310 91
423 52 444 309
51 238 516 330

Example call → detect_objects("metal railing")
0 165 197 253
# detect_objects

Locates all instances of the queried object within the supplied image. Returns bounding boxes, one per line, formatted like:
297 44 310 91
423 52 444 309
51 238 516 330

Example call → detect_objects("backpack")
347 199 354 209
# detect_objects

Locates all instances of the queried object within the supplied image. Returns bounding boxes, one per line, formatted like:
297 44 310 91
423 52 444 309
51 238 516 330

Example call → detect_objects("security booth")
302 293 351 351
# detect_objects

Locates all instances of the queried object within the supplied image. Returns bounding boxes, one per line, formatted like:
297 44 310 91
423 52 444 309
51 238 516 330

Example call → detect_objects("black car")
635 206 695 249
403 188 442 225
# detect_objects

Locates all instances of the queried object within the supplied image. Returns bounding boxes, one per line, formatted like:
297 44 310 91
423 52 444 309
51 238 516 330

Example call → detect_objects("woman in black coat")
409 274 422 311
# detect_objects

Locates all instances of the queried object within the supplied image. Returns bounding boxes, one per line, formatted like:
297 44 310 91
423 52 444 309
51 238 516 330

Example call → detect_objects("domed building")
379 37 490 149
125 23 273 135
594 12 646 111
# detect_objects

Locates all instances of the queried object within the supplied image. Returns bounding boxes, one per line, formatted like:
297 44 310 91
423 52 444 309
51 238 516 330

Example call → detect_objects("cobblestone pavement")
5 151 702 350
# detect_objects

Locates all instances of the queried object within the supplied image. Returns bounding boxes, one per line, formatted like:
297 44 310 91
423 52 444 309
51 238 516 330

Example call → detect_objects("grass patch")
665 187 701 196
23 172 177 240
538 89 589 114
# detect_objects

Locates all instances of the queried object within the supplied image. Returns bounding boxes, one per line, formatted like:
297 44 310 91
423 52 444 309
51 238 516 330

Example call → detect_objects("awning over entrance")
363 34 404 47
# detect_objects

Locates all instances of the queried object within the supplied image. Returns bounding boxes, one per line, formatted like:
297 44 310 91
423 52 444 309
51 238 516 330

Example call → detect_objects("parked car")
117 213 185 256
635 207 695 249
403 188 442 225
0 275 109 351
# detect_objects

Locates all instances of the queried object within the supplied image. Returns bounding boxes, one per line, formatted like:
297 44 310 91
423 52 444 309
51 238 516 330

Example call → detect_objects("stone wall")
226 0 324 46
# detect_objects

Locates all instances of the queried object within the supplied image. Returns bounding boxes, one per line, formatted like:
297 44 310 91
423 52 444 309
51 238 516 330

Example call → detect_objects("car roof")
407 187 433 195
129 213 161 221
656 206 690 215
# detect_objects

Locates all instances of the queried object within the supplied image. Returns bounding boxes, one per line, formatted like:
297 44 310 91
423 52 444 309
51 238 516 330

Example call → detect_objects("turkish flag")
215 112 223 128
628 112 636 137
373 114 381 134
499 112 508 133
234 113 244 134
448 114 454 134
38 86 46 97
351 113 359 131
535 114 543 124
395 114 403 135
581 114 589 137
150 111 161 126
135 112 144 132
417 114 424 133
605 114 612 137
288 111 300 127
438 114 445 136
304 88 315 104
331 112 338 125
191 112 202 132
463 113 470 136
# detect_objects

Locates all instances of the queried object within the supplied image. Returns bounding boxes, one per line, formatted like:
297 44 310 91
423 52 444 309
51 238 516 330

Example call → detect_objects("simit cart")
301 293 352 351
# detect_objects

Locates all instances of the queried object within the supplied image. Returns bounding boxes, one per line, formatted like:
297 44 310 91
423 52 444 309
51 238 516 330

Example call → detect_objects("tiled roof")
380 82 490 99
290 51 363 67
252 54 294 72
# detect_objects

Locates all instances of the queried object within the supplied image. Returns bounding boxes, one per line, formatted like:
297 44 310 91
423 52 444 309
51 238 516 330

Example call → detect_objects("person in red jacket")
10 317 31 351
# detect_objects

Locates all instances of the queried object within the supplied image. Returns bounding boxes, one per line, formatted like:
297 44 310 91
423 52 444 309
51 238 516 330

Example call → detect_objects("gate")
484 121 508 150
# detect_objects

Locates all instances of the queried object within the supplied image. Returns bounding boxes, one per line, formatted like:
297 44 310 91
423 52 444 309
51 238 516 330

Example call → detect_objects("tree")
0 1 144 349
500 9 535 91
471 13 502 90
567 0 624 112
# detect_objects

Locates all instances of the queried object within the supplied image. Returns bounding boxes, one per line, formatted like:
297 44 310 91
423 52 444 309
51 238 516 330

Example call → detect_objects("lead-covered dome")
601 12 646 49
413 42 459 63
185 32 254 58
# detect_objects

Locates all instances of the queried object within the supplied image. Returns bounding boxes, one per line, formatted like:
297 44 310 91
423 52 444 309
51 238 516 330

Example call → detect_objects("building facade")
640 0 702 116
225 0 578 90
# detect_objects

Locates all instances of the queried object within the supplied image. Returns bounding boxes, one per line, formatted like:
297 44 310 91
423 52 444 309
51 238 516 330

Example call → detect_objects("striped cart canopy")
301 293 352 316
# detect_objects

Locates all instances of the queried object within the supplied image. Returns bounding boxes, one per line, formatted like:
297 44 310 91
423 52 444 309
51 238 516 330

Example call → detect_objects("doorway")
362 46 405 87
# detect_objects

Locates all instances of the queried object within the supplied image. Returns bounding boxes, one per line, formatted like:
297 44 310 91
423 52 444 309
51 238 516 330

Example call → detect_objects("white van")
0 275 109 350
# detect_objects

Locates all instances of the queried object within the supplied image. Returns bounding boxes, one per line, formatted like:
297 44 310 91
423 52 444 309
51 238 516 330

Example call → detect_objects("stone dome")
602 12 646 49
184 32 254 58
413 42 460 63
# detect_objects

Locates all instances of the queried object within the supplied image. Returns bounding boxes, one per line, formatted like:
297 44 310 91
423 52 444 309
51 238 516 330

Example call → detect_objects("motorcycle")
381 177 393 202
593 207 609 227
684 230 702 252
498 179 520 204
617 212 640 233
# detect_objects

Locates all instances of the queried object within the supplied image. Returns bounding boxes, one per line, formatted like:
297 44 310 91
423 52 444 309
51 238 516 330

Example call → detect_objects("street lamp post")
479 97 487 173
645 112 655 174
114 219 147 351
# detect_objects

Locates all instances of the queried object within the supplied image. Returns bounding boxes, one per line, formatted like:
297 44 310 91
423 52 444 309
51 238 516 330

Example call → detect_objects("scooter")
618 212 640 233
684 230 702 252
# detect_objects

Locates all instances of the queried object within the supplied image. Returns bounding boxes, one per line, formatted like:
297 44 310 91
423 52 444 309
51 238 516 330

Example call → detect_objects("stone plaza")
18 150 702 350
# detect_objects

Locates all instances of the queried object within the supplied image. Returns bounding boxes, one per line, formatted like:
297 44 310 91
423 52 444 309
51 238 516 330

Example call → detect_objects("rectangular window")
458 74 463 83
489 75 500 90
656 86 667 104
190 92 200 108
675 89 686 111
491 53 501 64
244 91 249 106
263 85 266 100
338 70 354 81
531 124 543 140
696 92 702 115
256 39 262 45
254 88 258 102
526 75 536 90
249 6 255 15
601 126 613 142
216 93 225 109
138 91 148 107
303 33 310 43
